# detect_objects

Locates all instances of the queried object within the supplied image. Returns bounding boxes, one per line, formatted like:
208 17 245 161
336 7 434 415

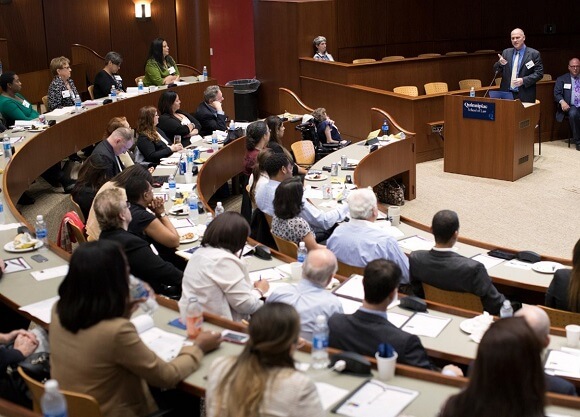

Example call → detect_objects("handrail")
279 87 314 114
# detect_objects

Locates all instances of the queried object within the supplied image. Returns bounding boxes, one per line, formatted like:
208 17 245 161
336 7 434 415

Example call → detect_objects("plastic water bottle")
469 87 475 97
381 119 389 139
74 94 82 113
214 201 224 217
229 120 235 131
35 215 48 249
311 315 330 369
205 212 214 226
0 198 5 225
185 296 203 339
202 66 208 81
188 193 199 222
3 134 11 159
297 242 307 263
129 275 158 315
211 131 219 152
137 79 144 94
186 150 194 173
110 85 117 102
500 300 513 318
168 175 176 200
41 379 67 417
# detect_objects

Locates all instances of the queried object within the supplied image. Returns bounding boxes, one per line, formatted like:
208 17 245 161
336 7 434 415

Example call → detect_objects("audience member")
313 36 334 61
267 249 342 340
248 148 272 204
554 58 580 150
243 121 270 176
195 85 228 136
256 152 348 242
329 259 460 374
135 105 182 166
92 126 134 178
93 51 125 99
71 154 112 220
206 303 323 417
327 188 409 283
179 212 269 321
311 107 342 144
409 209 505 314
515 305 577 396
85 164 153 241
546 237 580 312
50 240 220 417
157 90 200 147
271 177 320 250
94 187 183 296
493 28 543 103
265 115 306 175
440 317 545 417
143 38 180 87
0 72 39 126
47 56 80 111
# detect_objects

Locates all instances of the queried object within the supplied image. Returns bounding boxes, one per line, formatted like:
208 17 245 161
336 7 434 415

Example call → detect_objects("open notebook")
131 314 190 362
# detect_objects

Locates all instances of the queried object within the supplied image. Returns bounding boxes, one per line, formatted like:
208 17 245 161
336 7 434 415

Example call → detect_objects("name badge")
114 75 122 81
22 100 31 108
168 66 176 75
525 60 534 69
62 90 71 98
564 83 572 90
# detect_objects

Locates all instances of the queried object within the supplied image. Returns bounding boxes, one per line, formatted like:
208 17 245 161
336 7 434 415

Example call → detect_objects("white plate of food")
459 318 476 334
179 231 199 244
531 261 565 274
305 173 328 181
4 240 43 253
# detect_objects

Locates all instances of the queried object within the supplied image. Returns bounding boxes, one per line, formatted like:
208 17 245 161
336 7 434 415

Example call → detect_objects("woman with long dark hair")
143 38 180 86
157 90 200 147
206 303 323 417
546 237 580 312
135 105 183 165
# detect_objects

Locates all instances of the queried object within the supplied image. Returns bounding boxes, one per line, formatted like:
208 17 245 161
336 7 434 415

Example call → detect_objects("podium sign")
462 100 495 121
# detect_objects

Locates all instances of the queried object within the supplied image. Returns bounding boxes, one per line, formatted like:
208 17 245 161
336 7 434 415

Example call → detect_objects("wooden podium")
444 95 540 181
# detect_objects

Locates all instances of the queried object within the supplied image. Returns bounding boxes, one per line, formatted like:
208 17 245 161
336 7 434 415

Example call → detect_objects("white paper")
44 107 73 117
19 296 59 324
138 327 186 362
504 259 533 270
315 382 349 410
338 296 362 314
401 313 451 338
4 257 31 273
387 312 411 329
31 265 69 281
397 235 434 251
0 223 21 231
303 188 324 200
275 263 293 276
544 350 580 378
334 275 365 300
249 268 286 282
471 253 505 270
170 218 194 228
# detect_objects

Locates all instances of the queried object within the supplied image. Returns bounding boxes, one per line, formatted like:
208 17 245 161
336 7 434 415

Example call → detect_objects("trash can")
225 78 261 122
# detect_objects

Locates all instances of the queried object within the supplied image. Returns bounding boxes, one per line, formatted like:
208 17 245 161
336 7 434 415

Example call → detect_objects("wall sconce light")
135 2 151 21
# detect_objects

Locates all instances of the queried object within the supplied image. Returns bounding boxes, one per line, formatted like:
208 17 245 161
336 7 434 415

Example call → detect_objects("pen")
259 275 262 281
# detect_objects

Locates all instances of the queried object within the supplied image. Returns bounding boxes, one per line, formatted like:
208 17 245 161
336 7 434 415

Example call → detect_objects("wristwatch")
158 212 168 219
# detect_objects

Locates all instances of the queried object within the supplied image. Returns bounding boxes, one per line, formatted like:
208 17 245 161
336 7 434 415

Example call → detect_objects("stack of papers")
544 348 580 379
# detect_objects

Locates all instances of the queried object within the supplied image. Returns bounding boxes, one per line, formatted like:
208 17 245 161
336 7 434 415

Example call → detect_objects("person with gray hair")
91 126 135 178
195 85 228 136
267 248 343 341
95 187 183 297
327 188 410 284
515 305 577 396
93 51 124 99
313 36 334 61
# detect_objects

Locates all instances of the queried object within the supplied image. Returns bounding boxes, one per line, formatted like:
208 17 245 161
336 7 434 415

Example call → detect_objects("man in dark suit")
494 28 543 103
554 57 580 150
91 126 134 178
515 305 577 396
328 259 462 375
195 85 228 136
93 187 182 297
409 210 506 315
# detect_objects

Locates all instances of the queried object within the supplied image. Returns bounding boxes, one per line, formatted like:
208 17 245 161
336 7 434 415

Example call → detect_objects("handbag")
374 179 405 206
223 127 244 145
5 352 50 407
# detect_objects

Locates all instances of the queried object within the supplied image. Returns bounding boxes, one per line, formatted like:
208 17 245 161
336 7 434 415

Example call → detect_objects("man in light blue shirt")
327 188 410 284
267 248 343 340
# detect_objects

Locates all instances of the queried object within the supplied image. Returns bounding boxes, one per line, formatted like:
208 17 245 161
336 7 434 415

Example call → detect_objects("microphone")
483 68 500 98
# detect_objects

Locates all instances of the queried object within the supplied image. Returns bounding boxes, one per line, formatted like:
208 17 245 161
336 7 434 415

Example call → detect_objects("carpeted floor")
19 139 579 259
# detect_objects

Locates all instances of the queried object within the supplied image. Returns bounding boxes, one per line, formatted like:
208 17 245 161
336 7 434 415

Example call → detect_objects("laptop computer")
488 90 514 100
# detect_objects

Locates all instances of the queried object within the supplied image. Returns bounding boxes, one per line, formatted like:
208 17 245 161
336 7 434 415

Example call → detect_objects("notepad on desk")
401 312 451 338
19 296 59 324
544 349 580 379
131 314 190 362
397 235 434 251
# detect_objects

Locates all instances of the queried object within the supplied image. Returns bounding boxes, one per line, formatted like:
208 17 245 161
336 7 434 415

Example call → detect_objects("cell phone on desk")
221 330 250 344
31 254 49 263
345 175 352 184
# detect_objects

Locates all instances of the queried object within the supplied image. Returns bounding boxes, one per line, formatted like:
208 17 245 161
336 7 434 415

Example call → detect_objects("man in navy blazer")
328 259 463 376
554 58 580 150
494 28 543 103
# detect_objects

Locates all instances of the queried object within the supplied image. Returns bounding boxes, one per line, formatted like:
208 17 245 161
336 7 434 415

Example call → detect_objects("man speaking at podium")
494 28 543 103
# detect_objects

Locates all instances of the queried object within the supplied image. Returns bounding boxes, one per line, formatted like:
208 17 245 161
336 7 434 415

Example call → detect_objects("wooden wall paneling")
431 1 482 43
108 0 178 89
175 0 210 74
43 0 110 67
387 0 434 46
0 0 47 73
0 39 9 70
336 0 386 48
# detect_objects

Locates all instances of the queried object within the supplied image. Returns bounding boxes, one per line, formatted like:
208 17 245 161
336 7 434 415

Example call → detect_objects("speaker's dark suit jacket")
328 310 436 370
409 249 505 315
494 46 543 103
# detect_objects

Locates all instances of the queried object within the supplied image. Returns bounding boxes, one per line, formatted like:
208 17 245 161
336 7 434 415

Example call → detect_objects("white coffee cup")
388 206 401 226
290 262 302 280
184 173 194 184
375 351 398 381
565 324 580 348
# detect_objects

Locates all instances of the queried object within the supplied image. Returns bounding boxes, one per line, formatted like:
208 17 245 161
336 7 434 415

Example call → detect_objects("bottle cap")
45 379 59 391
